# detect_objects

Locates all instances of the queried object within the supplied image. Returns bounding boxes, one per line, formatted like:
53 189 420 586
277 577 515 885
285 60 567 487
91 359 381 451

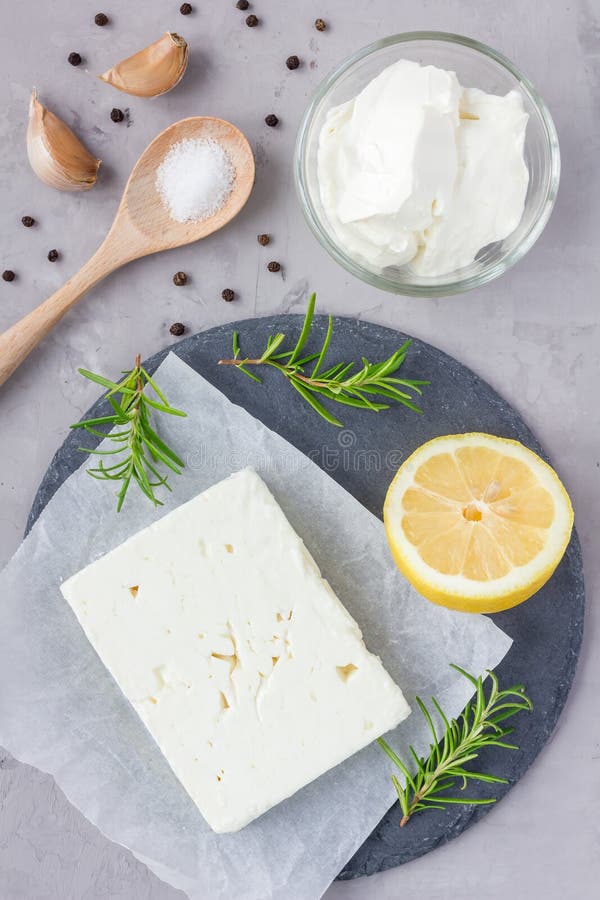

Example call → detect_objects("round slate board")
27 316 584 881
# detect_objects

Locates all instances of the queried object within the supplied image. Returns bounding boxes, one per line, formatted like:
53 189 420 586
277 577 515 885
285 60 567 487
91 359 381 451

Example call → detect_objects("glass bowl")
294 32 560 297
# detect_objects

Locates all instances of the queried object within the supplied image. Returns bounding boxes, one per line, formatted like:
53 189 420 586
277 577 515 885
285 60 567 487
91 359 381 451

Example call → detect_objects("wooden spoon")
0 116 255 387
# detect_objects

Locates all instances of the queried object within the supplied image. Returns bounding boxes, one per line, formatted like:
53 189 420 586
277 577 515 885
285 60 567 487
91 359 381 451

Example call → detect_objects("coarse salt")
156 138 235 223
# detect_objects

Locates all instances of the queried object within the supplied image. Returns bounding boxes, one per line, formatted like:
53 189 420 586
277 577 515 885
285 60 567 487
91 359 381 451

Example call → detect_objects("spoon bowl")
123 116 255 249
0 116 255 388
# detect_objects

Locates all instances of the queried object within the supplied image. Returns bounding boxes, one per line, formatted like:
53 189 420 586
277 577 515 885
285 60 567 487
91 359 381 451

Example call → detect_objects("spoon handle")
0 240 125 388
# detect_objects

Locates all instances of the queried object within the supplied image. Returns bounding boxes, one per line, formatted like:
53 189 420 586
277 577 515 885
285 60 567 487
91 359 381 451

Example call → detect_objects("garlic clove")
99 32 188 98
27 90 100 192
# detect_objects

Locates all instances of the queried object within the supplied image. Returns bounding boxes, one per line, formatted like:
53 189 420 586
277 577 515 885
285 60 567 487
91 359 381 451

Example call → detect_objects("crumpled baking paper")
0 353 512 900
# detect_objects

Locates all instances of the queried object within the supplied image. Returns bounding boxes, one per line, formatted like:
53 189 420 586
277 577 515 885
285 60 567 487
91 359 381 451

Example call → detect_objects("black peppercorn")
267 261 281 273
180 2 193 14
170 322 186 336
21 216 35 228
173 271 188 286
68 52 82 67
315 18 327 31
47 249 59 262
236 0 249 9
2 270 15 282
265 114 279 127
221 288 235 302
110 108 125 123
257 233 270 246
246 14 258 27
286 55 300 70
94 12 109 26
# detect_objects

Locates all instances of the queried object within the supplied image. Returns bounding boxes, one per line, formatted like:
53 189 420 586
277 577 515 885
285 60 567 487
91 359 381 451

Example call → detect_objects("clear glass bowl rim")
294 30 561 297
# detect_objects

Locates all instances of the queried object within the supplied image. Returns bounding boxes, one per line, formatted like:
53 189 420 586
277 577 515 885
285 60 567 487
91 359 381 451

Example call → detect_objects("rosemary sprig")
71 355 187 512
218 293 428 427
378 665 533 827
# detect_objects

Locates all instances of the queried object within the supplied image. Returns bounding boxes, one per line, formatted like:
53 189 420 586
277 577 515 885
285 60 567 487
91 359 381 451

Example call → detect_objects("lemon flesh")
384 433 574 613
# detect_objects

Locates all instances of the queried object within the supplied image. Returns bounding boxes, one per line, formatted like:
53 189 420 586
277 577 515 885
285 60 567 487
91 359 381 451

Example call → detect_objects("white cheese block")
60 468 410 833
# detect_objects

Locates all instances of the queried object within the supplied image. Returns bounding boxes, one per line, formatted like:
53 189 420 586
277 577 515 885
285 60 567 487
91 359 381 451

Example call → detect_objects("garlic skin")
27 91 100 192
99 32 188 98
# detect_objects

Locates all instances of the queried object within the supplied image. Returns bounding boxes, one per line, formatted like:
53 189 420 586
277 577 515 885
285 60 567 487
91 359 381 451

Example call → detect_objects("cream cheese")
317 59 529 277
60 468 410 834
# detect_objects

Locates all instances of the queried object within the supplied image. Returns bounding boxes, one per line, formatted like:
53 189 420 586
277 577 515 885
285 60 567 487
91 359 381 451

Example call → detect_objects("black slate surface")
27 315 585 880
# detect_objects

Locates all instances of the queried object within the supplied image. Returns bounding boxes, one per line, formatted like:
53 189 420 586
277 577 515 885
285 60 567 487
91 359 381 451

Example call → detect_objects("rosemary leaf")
71 355 187 511
289 377 344 427
378 665 532 827
288 292 316 364
217 293 427 426
311 314 333 378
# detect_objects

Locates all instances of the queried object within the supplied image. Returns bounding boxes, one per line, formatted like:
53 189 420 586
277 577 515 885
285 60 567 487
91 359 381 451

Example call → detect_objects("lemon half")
384 433 574 613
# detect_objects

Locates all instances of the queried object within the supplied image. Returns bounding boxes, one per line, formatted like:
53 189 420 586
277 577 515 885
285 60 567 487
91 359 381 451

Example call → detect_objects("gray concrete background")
0 1 598 898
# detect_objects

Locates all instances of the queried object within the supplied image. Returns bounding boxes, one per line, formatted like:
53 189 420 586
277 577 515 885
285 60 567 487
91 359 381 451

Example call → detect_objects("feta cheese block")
60 468 410 833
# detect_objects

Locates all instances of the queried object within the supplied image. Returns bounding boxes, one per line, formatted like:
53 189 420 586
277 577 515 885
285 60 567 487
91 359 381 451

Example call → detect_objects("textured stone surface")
26 314 585 881
1 0 599 898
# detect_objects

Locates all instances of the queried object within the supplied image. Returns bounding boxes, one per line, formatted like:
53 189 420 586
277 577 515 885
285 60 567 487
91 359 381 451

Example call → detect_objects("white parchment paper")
0 353 512 900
